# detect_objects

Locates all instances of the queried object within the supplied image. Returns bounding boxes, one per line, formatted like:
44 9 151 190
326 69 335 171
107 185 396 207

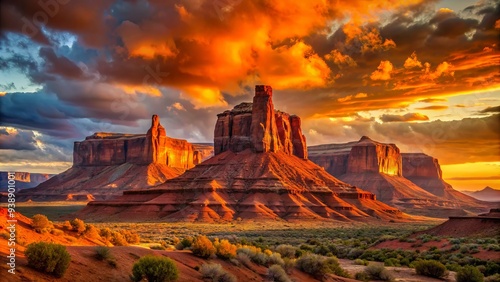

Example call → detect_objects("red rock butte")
16 116 211 201
308 138 491 217
78 85 415 222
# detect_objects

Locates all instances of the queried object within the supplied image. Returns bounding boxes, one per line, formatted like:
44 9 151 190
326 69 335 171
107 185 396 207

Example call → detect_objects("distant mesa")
15 115 210 202
0 172 54 191
308 138 492 217
78 85 413 223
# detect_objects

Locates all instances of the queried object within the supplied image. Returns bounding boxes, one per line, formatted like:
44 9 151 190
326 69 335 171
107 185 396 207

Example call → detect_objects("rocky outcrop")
308 138 491 217
402 153 486 204
78 86 412 223
74 115 198 169
214 86 307 159
346 136 401 176
16 115 200 202
0 172 53 191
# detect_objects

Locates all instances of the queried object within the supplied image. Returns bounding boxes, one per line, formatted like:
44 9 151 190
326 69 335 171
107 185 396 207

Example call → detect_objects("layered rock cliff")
78 86 412 223
308 139 491 216
16 115 200 202
402 153 482 204
0 172 53 191
214 86 307 159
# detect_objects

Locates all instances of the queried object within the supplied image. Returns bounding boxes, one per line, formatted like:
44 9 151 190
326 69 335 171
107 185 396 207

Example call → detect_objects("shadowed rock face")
346 136 401 176
78 86 414 223
214 86 307 159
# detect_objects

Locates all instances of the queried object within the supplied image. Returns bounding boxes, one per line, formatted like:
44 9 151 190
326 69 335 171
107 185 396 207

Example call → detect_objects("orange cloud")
370 60 394 81
325 50 357 68
380 113 429 122
415 105 449 110
404 52 423 69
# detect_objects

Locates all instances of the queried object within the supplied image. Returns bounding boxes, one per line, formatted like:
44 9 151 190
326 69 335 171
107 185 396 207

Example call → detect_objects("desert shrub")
200 263 237 282
484 261 500 277
415 260 448 279
25 242 71 277
94 246 111 261
99 228 113 242
70 218 85 234
62 220 72 231
296 253 349 278
283 258 295 274
215 239 237 260
50 229 64 236
236 253 252 267
252 252 269 265
177 236 193 250
384 258 400 267
275 244 296 259
111 231 128 246
355 271 371 282
131 255 178 282
355 259 369 266
192 235 216 258
363 263 394 281
31 214 52 232
119 229 140 244
151 245 166 250
267 264 291 282
485 274 500 282
456 266 484 282
83 224 102 240
268 253 285 267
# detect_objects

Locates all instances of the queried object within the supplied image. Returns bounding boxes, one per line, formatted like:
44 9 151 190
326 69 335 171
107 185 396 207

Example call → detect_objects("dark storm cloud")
380 113 429 123
0 128 37 150
480 105 500 113
39 47 83 79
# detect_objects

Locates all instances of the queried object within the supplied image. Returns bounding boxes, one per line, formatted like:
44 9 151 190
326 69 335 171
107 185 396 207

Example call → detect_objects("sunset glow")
0 0 498 191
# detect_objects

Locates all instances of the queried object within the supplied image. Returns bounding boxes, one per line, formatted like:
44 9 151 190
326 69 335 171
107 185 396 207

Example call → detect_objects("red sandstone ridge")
308 138 492 217
15 115 201 202
78 86 414 223
402 153 484 205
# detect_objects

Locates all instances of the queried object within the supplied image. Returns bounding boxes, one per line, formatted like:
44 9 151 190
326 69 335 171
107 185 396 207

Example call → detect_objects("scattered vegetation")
70 218 86 234
215 239 237 260
267 264 292 282
31 214 52 233
361 263 394 281
200 263 237 282
414 260 448 279
456 265 484 282
131 255 179 282
192 235 216 258
296 253 350 278
25 242 71 277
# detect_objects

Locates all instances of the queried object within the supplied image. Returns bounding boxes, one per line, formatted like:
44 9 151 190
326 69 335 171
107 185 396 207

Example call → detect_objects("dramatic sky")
0 0 499 191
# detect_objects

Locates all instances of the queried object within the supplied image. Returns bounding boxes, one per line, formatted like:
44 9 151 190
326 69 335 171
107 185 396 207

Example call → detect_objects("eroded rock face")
15 115 200 202
402 153 442 179
347 136 402 176
78 85 411 223
214 85 307 159
74 115 198 169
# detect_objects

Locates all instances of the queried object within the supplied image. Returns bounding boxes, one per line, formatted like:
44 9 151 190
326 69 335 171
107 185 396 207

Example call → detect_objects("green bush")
200 263 237 282
192 235 216 258
364 263 394 281
415 260 448 279
94 246 111 261
456 266 484 282
275 244 297 259
131 255 179 282
355 259 369 266
31 214 52 232
25 242 71 277
355 271 370 281
267 264 291 282
296 253 350 278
